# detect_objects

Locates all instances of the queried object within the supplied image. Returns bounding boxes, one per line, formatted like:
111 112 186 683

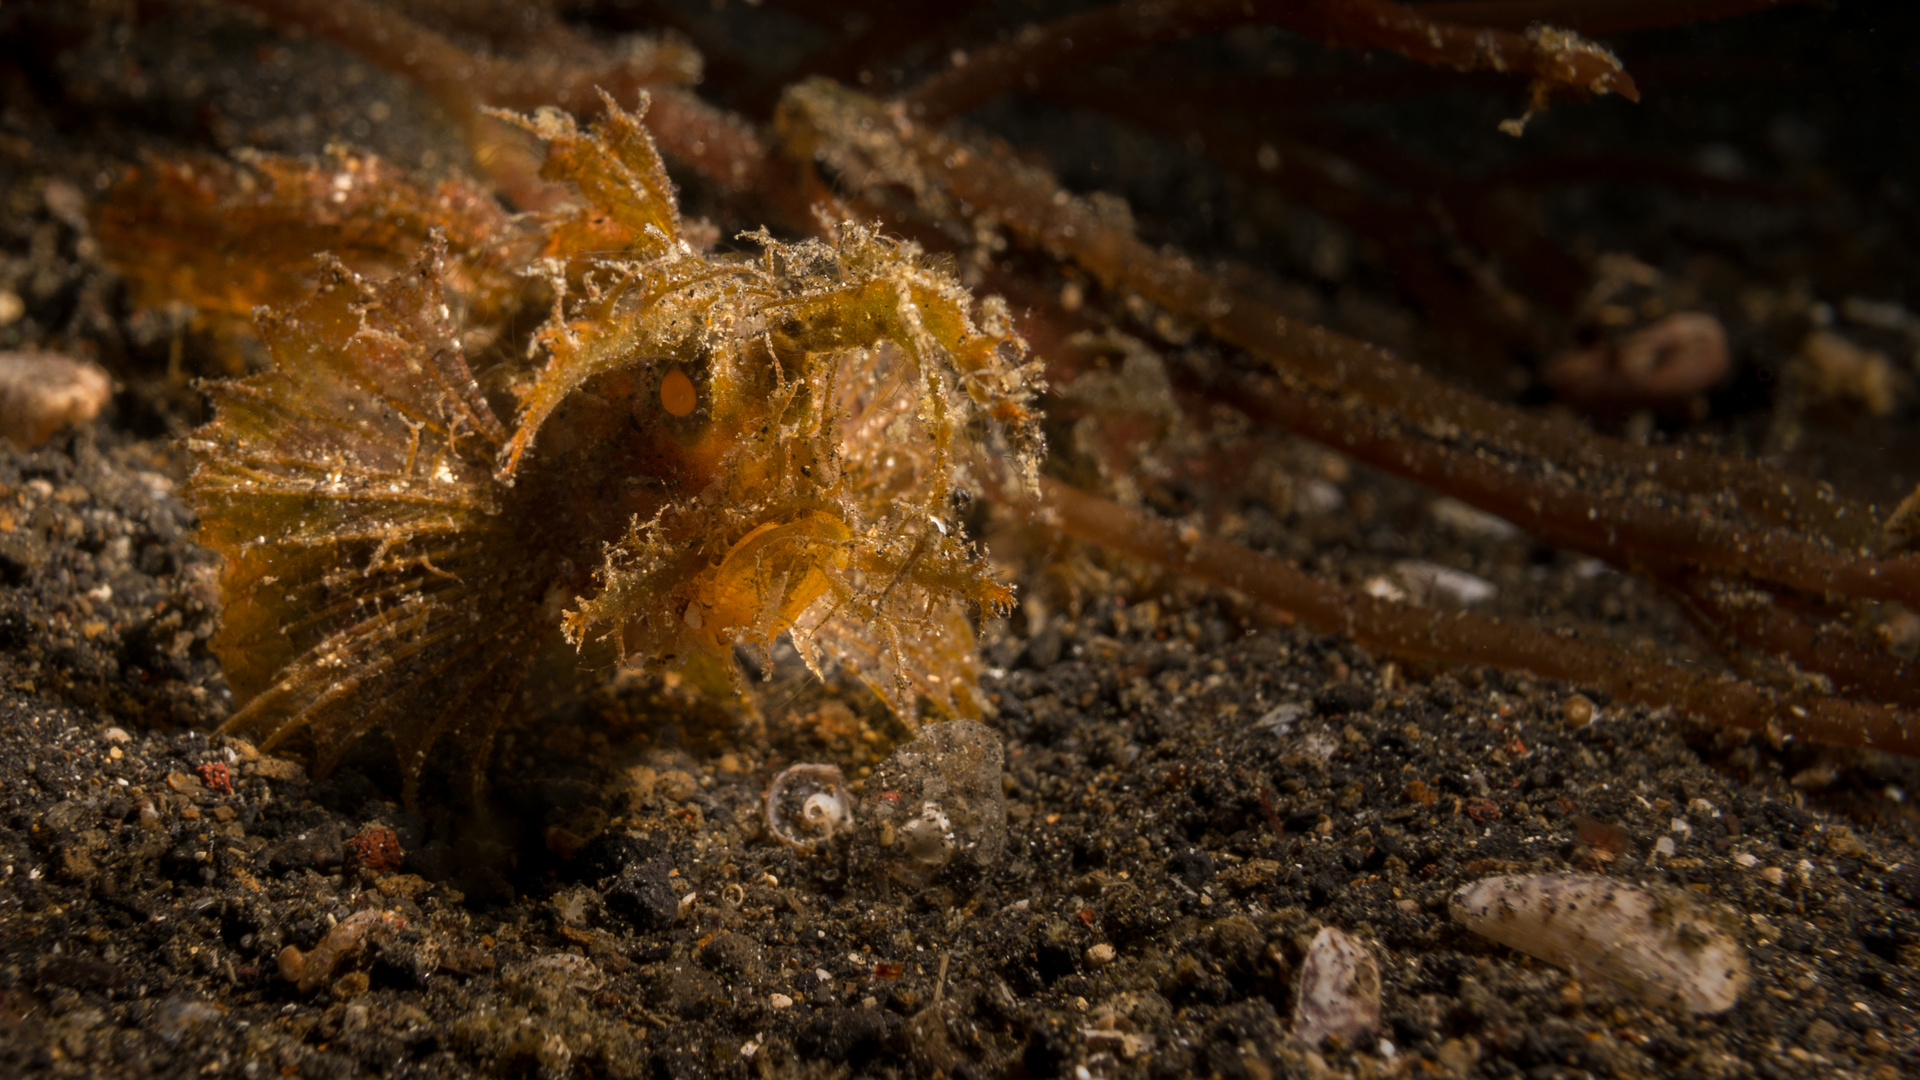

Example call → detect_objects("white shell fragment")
1293 926 1382 1047
1393 560 1498 606
1449 873 1749 1015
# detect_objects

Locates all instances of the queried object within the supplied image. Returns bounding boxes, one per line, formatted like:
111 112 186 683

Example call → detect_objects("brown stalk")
1203 366 1914 605
1031 308 1920 713
1415 0 1819 36
1020 476 1920 757
1036 73 1556 353
780 85 1914 601
905 0 1637 125
1661 573 1920 711
205 0 1917 758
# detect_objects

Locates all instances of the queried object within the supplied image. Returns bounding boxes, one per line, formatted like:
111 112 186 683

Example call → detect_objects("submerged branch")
1417 0 1819 36
906 0 1638 124
780 81 1913 605
1021 477 1920 757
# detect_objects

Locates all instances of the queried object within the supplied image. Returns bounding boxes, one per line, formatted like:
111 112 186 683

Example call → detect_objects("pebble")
1293 927 1381 1047
1429 497 1521 540
1085 943 1116 968
1560 694 1596 727
0 352 112 448
250 758 306 782
165 771 205 798
523 953 604 991
1392 560 1497 606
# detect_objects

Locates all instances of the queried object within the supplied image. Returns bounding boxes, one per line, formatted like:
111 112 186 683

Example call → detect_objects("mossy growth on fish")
181 94 1043 804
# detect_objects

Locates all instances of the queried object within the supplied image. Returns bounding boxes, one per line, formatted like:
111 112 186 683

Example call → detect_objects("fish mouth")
675 510 853 650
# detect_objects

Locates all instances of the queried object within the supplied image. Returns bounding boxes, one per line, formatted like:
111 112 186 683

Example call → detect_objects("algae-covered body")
182 97 1041 801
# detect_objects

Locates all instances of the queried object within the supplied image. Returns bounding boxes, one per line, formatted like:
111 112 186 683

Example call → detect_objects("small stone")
0 352 112 448
250 758 306 782
770 993 794 1009
1759 866 1785 885
523 953 604 991
165 771 205 798
1429 497 1521 540
1437 1038 1479 1073
1085 943 1116 968
1293 926 1381 1047
1561 695 1596 727
1392 560 1496 606
331 971 370 999
1801 1018 1840 1051
657 770 699 803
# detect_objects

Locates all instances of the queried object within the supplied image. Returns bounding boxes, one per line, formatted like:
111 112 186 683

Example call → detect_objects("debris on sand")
851 719 1007 887
278 909 408 993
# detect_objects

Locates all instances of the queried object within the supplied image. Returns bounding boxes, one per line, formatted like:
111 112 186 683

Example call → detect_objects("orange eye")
659 368 697 417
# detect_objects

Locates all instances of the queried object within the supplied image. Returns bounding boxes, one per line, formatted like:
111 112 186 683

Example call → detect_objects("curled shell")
765 763 853 850
1449 873 1748 1015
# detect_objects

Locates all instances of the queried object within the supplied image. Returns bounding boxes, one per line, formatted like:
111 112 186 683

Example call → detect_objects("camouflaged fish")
173 95 1041 802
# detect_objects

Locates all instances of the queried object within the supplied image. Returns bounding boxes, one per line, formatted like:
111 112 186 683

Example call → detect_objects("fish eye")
659 368 697 417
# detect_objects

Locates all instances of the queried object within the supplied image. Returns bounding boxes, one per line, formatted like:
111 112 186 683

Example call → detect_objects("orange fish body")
178 96 1041 802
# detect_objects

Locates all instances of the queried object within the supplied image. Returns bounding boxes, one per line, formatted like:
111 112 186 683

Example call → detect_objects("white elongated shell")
1294 926 1382 1047
1449 873 1749 1015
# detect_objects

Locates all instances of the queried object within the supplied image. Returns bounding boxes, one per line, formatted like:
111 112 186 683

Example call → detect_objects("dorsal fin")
498 90 683 263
